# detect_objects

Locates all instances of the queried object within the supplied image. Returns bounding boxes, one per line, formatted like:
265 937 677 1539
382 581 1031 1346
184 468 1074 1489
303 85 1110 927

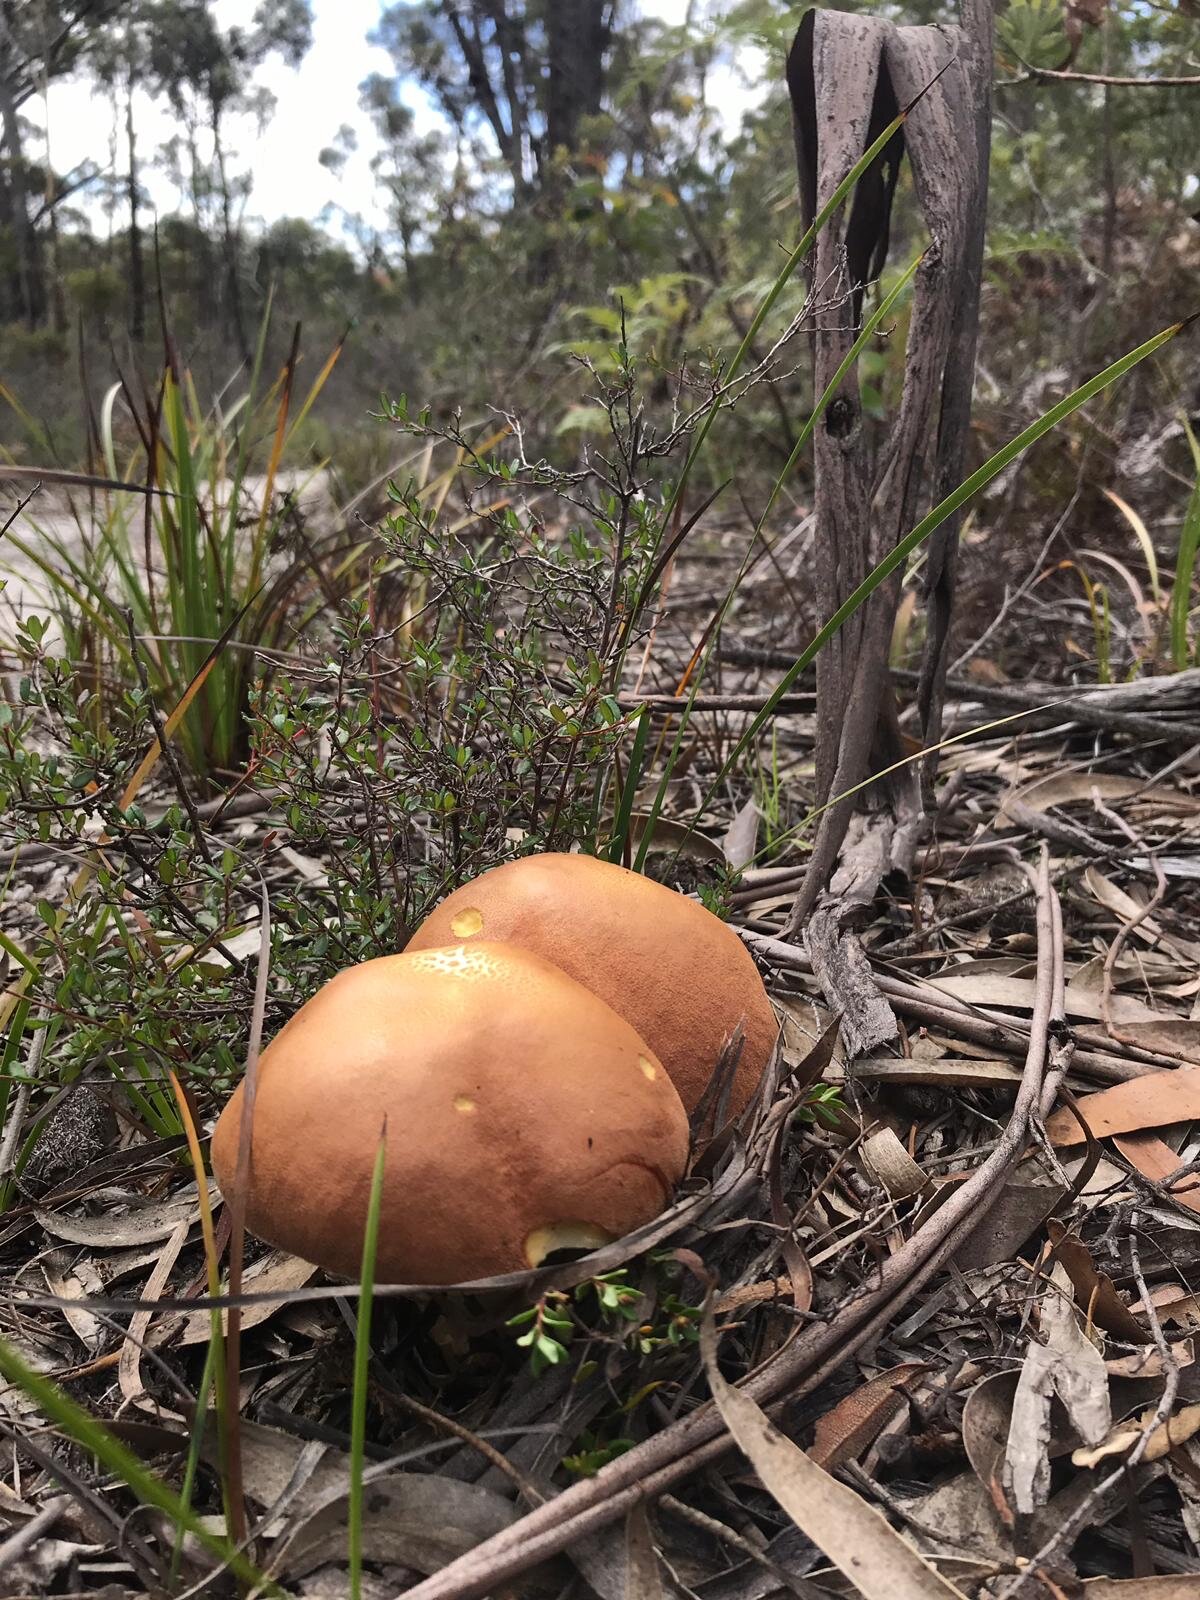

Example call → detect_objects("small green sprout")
562 1431 636 1477
798 1081 846 1128
506 1290 573 1374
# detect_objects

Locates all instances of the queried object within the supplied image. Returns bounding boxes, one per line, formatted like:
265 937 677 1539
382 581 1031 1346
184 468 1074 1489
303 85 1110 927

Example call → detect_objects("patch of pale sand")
0 470 335 639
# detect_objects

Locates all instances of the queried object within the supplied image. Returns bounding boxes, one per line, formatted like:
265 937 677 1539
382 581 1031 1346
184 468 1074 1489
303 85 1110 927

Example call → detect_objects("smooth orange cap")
407 854 777 1119
210 942 689 1285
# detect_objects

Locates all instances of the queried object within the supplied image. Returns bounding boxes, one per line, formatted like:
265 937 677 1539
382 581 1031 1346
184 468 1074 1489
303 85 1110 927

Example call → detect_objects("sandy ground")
0 471 334 637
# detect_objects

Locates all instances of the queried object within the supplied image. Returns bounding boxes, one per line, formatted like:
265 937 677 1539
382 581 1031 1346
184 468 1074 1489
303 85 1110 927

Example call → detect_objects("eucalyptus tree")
143 0 313 355
0 0 118 325
369 0 616 200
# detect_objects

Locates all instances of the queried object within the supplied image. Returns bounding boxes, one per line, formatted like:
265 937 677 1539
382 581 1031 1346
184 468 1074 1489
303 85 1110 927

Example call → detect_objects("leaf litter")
3 553 1200 1597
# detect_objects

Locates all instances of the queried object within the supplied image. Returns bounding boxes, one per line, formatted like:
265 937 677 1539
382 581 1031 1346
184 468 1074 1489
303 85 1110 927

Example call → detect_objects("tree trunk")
126 74 145 342
912 0 994 795
184 118 214 325
546 0 609 155
784 2 993 933
0 65 41 326
211 109 250 362
0 156 15 321
43 172 65 333
445 4 525 195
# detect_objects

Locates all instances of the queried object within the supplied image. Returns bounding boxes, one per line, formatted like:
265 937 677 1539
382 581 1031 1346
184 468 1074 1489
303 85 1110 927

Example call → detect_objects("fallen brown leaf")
1045 1068 1200 1147
1113 1133 1200 1216
1048 1222 1152 1344
175 1250 317 1344
1105 1339 1194 1380
860 1129 931 1201
809 1364 928 1471
1072 1402 1200 1469
956 1164 1067 1273
1006 1261 1111 1513
623 1504 665 1600
34 1190 203 1249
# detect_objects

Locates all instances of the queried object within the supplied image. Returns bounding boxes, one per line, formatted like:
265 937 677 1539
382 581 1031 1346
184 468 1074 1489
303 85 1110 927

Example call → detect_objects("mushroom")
210 941 689 1285
407 853 777 1119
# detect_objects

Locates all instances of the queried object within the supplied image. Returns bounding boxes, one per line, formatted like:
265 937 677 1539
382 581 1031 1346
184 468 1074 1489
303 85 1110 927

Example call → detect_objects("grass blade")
1171 416 1200 670
0 1337 279 1593
607 708 652 863
349 1123 388 1600
167 1068 238 1546
1103 487 1160 605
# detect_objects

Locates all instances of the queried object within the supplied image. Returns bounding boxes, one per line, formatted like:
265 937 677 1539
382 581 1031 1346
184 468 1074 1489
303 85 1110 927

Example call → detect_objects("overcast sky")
41 0 766 244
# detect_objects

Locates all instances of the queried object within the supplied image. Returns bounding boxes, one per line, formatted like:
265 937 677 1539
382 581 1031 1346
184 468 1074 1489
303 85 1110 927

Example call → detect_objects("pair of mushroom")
212 854 777 1285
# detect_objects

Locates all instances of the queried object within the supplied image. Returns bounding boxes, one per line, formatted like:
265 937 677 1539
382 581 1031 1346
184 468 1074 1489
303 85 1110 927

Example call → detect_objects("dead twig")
1100 854 1171 1053
0 1495 71 1577
0 1006 50 1186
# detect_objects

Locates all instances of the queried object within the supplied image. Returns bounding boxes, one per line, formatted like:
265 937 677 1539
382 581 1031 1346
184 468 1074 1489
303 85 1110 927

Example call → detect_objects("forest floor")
2 513 1200 1599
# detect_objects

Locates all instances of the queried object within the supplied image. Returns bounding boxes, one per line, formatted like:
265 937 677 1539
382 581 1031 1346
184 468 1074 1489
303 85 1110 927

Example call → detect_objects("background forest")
2 0 1197 508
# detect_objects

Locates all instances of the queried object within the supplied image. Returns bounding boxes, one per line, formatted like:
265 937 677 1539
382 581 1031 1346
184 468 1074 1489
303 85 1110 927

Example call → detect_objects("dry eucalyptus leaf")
1144 1287 1200 1330
954 1165 1067 1273
1105 1339 1194 1380
962 1371 1020 1493
41 1252 104 1353
1072 1402 1200 1469
1113 1133 1200 1216
775 995 845 1071
860 1129 930 1201
901 1472 1012 1566
34 1189 203 1249
622 1504 665 1600
1109 1020 1200 1064
119 1217 190 1416
1006 1261 1111 1514
1047 1222 1151 1344
700 1311 965 1599
926 969 1158 1023
176 1250 317 1344
294 1564 395 1599
622 813 726 866
721 798 761 871
274 1473 530 1583
1045 1068 1200 1147
199 1417 348 1515
853 1057 1023 1088
999 772 1200 824
1085 867 1200 963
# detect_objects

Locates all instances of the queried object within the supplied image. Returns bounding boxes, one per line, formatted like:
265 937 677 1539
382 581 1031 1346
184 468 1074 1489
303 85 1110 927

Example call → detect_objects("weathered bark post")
783 0 993 1043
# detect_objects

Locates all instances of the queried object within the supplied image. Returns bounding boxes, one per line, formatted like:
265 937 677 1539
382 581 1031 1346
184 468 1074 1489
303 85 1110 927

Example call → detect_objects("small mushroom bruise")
211 940 688 1285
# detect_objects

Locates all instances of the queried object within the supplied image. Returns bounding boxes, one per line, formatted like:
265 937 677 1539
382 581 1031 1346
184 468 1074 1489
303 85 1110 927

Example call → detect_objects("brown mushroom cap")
210 942 689 1285
407 854 777 1119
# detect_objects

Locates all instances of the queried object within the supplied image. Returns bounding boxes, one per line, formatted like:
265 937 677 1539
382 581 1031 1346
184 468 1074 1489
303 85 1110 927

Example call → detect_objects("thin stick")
123 609 212 864
0 1006 50 1185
